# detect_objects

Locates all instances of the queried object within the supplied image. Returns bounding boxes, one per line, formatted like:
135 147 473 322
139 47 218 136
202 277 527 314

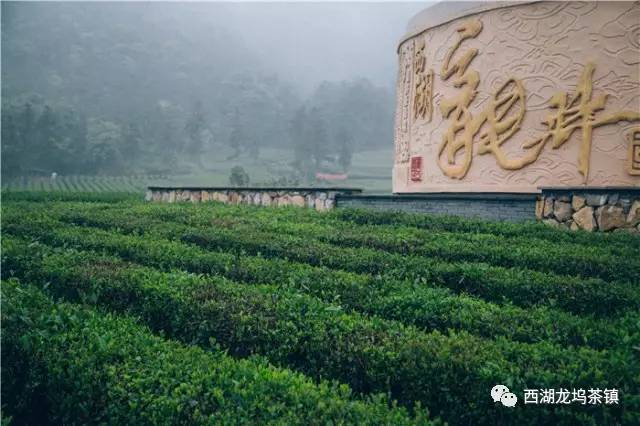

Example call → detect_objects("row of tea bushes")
12 197 637 259
53 201 638 280
1 190 141 203
330 208 640 249
10 206 639 317
176 229 640 315
129 197 640 250
2 281 431 425
6 192 639 250
66 193 635 250
3 241 637 426
233 220 638 282
124 200 640 259
5 210 638 325
3 220 634 351
177 228 640 316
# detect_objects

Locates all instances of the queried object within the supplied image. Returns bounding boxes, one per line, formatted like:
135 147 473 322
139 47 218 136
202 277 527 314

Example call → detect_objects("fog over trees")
1 1 426 183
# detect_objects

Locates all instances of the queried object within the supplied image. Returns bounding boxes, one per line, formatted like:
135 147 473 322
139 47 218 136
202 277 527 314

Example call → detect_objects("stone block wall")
146 186 639 232
145 187 362 211
537 188 640 233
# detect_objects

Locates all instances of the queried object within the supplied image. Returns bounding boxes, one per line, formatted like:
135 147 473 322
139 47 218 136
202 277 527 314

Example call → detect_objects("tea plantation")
2 192 639 425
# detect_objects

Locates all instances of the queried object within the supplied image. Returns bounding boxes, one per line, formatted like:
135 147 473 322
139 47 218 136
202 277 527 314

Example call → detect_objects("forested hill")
1 2 397 179
1 2 257 120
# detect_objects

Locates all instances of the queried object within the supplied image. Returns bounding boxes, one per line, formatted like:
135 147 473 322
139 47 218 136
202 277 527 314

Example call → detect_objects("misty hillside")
1 2 425 189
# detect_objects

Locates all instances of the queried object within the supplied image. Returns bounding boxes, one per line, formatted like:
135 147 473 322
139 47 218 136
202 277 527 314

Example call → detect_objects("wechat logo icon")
492 384 518 407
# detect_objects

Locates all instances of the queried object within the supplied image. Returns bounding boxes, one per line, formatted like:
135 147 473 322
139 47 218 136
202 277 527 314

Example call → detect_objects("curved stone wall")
393 1 640 193
146 187 363 211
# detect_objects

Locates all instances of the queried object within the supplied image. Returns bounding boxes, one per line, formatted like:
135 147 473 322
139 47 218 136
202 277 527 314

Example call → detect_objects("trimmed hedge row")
60 195 634 251
12 199 639 284
6 194 638 253
238 221 638 283
6 207 638 318
70 208 635 317
120 201 640 274
3 240 638 425
0 190 141 203
179 228 640 317
103 199 640 255
52 201 639 280
138 201 640 260
2 214 636 350
331 208 640 251
1 281 432 425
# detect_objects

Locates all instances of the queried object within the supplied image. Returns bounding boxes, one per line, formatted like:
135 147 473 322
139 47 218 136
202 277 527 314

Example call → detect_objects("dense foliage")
1 2 394 180
2 194 639 425
2 281 432 425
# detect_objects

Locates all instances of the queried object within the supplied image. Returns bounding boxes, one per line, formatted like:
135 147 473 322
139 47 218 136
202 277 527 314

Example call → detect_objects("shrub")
229 166 250 187
1 281 433 425
3 241 638 425
3 216 634 350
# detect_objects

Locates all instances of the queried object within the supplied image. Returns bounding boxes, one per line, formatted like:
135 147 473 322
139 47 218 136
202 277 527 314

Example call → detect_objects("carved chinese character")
524 63 640 180
437 19 483 179
413 38 433 122
438 19 527 178
437 18 640 181
395 42 413 164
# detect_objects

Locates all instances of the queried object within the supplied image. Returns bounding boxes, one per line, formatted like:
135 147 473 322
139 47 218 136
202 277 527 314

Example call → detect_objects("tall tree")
289 106 313 181
1 111 21 176
184 100 207 160
86 118 123 174
308 107 328 174
57 108 89 174
19 103 36 168
34 105 61 171
121 121 143 166
337 127 353 173
227 107 243 160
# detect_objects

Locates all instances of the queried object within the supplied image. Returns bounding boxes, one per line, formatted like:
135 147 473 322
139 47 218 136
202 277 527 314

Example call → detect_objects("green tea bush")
2 281 432 425
4 215 637 349
3 197 639 425
331 208 640 251
178 227 640 316
139 203 640 277
55 200 640 278
7 205 636 317
1 190 141 203
3 241 638 425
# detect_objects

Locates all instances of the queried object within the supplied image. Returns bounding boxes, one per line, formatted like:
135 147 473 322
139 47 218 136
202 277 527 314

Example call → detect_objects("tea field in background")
2 147 393 194
2 192 639 425
1 174 161 192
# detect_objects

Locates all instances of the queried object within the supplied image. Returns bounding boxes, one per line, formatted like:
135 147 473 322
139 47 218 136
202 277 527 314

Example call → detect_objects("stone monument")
393 1 640 194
